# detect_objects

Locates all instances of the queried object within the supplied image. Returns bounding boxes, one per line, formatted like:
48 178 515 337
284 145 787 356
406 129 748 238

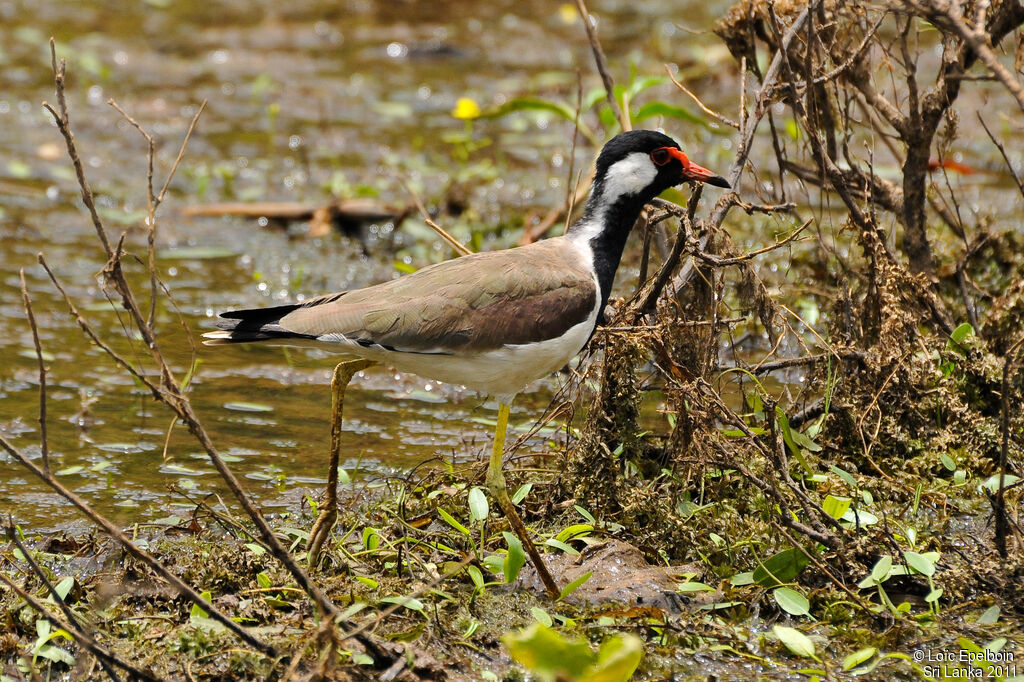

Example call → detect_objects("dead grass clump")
562 333 647 515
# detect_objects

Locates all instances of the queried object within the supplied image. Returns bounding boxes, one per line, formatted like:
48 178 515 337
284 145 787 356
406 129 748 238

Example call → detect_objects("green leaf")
437 508 471 536
940 453 957 471
978 473 1020 494
586 633 645 682
558 571 593 602
632 101 705 127
380 596 424 613
977 605 1000 625
949 322 975 346
52 576 75 602
773 625 817 659
773 587 810 616
903 551 935 577
502 623 595 680
35 641 75 666
924 587 943 603
626 74 667 98
467 565 485 589
189 615 226 633
784 117 801 141
6 159 32 178
530 607 553 627
986 637 1007 653
337 601 369 620
484 96 576 122
842 646 877 670
582 87 607 111
574 505 596 524
190 590 213 619
776 408 814 472
256 572 271 589
752 548 810 587
362 527 380 551
545 538 580 555
698 600 743 611
462 619 481 638
871 555 893 583
830 465 858 488
223 401 274 413
355 576 378 589
958 636 984 655
263 596 292 609
351 652 374 665
468 487 489 522
482 553 505 575
790 427 822 452
822 495 852 520
841 508 879 527
677 581 715 593
503 532 526 584
481 97 597 143
511 482 533 505
730 571 755 586
157 246 239 260
555 524 594 543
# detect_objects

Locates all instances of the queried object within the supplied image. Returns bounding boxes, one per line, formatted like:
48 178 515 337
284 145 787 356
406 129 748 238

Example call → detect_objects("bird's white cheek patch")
601 152 658 200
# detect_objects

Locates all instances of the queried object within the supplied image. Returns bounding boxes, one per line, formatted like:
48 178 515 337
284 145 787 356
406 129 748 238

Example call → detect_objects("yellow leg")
308 358 376 565
485 402 560 599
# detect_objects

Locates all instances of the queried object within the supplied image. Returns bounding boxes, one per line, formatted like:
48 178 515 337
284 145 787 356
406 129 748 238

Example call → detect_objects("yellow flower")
451 97 481 120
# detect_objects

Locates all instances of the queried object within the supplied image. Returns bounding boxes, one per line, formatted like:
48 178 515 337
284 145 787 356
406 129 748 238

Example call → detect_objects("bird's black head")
592 130 730 204
572 130 730 311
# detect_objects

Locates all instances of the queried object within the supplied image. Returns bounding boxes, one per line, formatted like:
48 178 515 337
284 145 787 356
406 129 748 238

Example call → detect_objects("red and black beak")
665 147 730 189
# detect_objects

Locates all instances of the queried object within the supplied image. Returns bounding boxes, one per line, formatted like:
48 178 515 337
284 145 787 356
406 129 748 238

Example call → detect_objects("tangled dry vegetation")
2 0 1024 680
559 0 1024 644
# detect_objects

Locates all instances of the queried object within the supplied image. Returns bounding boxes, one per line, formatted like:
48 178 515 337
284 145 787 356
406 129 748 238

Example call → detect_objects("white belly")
341 309 597 403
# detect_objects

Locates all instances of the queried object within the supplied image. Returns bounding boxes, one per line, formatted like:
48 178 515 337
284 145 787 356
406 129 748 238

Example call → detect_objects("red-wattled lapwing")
204 129 729 598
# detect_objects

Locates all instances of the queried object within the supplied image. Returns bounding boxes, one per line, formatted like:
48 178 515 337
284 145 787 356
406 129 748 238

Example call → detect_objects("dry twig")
18 271 49 474
32 40 395 664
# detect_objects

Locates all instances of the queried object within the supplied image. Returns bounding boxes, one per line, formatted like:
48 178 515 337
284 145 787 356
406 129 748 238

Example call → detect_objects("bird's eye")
650 148 672 166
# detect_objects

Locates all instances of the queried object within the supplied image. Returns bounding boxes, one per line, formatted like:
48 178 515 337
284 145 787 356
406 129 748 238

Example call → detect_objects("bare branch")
907 0 1024 112
665 64 740 129
43 39 112 257
978 113 1024 201
996 335 1024 557
18 271 49 474
0 434 278 657
572 0 630 131
5 523 128 681
692 218 812 266
0 565 158 682
397 176 473 256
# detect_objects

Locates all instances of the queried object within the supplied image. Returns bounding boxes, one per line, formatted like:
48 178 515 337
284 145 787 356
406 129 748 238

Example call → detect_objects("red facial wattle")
653 146 731 189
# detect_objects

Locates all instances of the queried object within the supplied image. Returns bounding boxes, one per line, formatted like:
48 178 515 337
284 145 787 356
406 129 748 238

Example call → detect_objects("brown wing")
277 239 597 353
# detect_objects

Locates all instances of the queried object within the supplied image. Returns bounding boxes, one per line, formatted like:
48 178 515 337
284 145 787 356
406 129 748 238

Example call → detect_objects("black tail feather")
209 302 317 342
